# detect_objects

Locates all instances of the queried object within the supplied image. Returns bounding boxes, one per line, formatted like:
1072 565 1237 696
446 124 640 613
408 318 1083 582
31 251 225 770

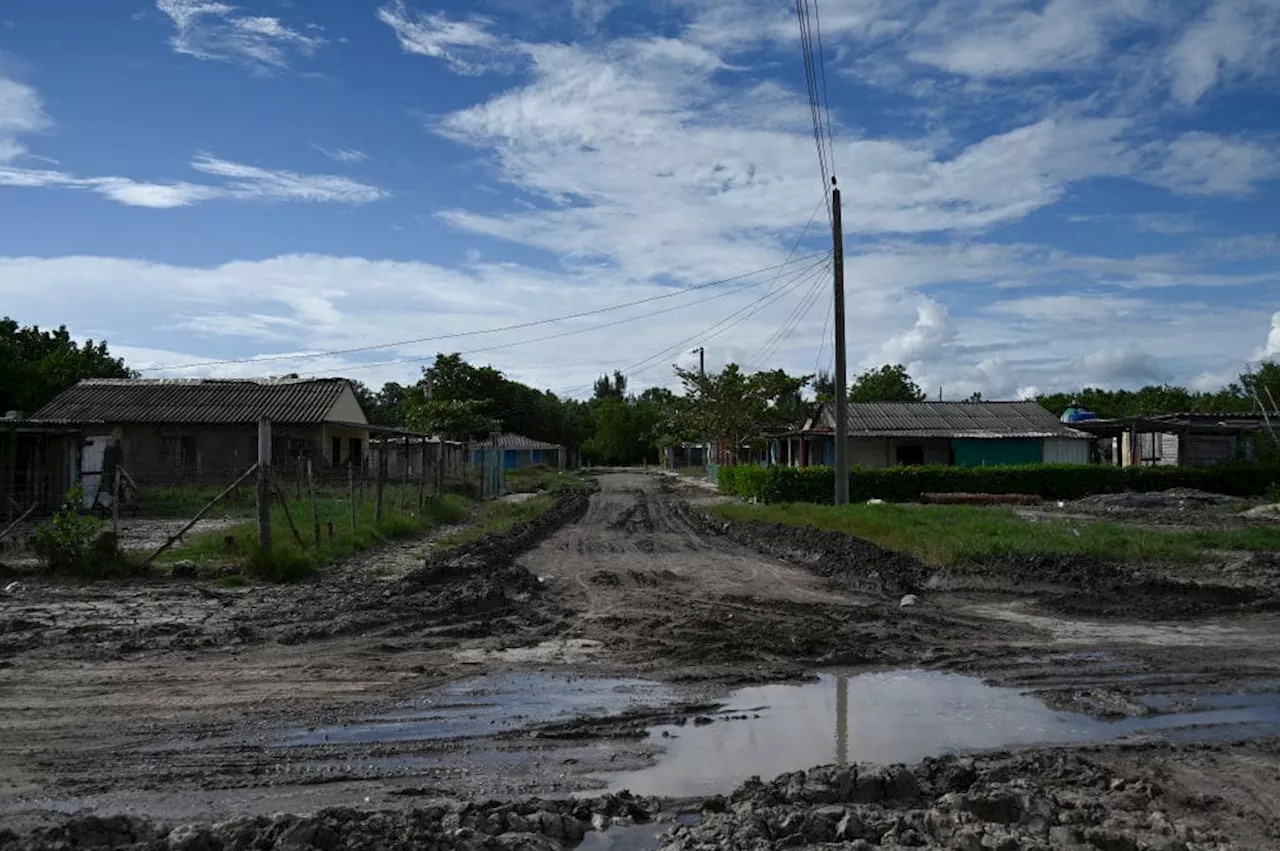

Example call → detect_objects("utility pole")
693 347 705 376
832 177 849 505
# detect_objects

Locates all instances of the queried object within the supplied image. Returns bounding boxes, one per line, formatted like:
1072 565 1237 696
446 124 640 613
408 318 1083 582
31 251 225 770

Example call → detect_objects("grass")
164 488 471 582
710 502 1280 567
435 493 557 549
134 484 258 518
674 465 708 480
504 466 588 494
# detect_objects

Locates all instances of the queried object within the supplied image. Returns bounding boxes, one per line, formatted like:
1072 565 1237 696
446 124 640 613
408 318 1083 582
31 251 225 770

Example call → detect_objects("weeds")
710 502 1280 566
32 486 144 578
436 493 556 549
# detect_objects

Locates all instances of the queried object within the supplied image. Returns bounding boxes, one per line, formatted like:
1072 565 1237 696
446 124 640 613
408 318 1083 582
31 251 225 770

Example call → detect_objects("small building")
31 378 372 494
1071 413 1266 467
468 433 566 470
771 401 1092 468
1 415 88 515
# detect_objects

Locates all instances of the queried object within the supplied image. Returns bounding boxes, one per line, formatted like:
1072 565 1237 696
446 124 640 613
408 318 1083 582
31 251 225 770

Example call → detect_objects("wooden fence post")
348 461 356 533
375 439 386 523
307 459 320 546
418 439 428 512
401 435 410 512
436 442 446 496
257 417 272 552
111 466 121 539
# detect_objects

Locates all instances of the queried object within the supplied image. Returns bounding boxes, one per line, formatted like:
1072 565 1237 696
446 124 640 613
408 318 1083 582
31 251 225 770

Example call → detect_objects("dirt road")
4 472 1280 848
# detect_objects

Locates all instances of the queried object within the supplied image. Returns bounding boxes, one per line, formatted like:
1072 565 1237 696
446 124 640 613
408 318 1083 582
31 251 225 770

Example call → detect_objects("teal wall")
952 438 1042 467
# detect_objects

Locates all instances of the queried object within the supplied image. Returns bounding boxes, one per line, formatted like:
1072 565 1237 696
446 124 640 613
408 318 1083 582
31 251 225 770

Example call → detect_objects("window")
331 436 342 465
161 435 195 471
895 444 925 466
348 437 362 467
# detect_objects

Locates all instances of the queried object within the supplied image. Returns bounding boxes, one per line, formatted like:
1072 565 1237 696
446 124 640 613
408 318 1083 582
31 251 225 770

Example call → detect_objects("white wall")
1042 438 1089 465
326 384 369 424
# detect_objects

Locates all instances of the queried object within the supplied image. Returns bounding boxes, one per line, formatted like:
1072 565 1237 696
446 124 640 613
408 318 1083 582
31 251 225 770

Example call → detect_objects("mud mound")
1074 488 1246 511
665 749 1243 850
683 506 932 596
0 792 661 851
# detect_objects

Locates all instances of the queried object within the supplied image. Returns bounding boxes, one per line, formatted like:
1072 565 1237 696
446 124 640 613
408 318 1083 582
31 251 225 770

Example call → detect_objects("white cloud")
990 295 1150 322
1260 311 1280 359
570 0 619 28
0 155 386 208
909 0 1152 78
1167 0 1280 105
0 77 51 163
312 144 369 163
1147 132 1280 197
1071 344 1169 387
155 0 324 69
377 1 503 74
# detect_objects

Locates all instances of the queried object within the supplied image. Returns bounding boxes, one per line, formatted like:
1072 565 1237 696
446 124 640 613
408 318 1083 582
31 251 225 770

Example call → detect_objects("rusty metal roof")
33 378 353 425
812 401 1090 439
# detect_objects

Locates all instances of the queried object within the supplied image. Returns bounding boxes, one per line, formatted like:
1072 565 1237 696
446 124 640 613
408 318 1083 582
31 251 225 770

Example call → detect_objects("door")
80 435 114 509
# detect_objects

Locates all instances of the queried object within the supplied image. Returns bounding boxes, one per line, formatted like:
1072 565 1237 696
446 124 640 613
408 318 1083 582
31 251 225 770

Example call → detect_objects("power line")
555 257 832 397
811 0 837 179
138 253 827 372
813 289 834 377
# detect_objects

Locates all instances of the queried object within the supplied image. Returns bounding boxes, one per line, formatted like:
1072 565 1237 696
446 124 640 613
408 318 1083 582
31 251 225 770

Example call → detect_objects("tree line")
5 316 1278 467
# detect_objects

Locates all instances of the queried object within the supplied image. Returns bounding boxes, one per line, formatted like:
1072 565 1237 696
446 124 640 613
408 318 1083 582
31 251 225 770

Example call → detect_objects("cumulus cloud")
1071 345 1169 387
156 0 324 69
1147 132 1280 197
1260 311 1280 359
1167 0 1280 105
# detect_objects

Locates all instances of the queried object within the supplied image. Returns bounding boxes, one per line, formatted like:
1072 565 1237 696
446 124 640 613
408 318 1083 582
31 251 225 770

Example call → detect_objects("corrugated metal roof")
472 433 563 450
32 378 352 425
814 401 1090 439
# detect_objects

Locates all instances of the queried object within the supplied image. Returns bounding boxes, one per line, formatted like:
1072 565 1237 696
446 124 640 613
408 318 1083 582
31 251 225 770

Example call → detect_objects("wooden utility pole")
257 418 272 552
693 346 705 376
832 177 850 505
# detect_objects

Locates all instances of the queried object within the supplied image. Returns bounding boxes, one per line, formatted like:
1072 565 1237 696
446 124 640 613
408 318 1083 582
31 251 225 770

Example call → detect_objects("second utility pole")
832 177 849 505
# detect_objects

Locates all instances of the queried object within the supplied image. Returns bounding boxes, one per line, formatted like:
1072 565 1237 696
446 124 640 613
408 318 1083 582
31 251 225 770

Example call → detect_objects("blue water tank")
1061 406 1097 424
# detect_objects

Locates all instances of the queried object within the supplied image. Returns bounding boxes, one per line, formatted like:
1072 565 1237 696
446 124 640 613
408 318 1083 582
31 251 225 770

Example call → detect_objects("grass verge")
710 502 1280 566
166 491 471 582
435 493 557 550
674 466 708 480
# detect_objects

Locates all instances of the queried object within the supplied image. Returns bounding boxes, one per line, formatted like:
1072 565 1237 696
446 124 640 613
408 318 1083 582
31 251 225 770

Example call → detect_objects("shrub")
716 462 1280 504
32 486 139 577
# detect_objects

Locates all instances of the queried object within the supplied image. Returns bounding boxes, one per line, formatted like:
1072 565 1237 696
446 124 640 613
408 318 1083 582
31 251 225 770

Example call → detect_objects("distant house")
770 401 1092 468
469 433 566 470
31 378 372 497
1070 412 1265 467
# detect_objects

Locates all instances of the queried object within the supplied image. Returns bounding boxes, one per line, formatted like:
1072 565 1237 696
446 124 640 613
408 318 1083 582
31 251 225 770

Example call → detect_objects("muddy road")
4 472 1280 847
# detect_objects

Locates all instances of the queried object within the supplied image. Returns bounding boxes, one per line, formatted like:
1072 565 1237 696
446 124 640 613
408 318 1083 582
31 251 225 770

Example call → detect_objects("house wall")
850 438 889 468
952 438 1041 467
1042 438 1090 465
1185 434 1237 466
325 385 369 425
110 424 328 484
322 424 369 466
888 438 950 466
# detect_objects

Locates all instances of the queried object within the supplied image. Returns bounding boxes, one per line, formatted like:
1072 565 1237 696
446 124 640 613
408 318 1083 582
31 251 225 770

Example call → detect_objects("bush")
32 486 139 577
716 462 1280 504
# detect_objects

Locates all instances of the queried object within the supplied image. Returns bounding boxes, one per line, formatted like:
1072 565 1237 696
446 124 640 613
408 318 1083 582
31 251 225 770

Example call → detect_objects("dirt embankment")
683 496 1280 620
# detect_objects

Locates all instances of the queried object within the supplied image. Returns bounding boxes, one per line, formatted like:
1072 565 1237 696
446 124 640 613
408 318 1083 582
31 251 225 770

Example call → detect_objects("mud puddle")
277 673 675 746
601 669 1280 797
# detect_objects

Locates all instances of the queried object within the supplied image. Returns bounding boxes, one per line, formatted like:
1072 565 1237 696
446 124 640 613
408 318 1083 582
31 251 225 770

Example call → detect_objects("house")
31 377 372 491
365 435 468 481
1070 413 1266 467
770 401 1092 468
468 433 566 470
1 414 87 515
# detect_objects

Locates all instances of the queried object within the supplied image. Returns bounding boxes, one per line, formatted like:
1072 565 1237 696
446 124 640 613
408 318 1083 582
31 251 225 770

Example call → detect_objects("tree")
674 363 812 464
350 380 410 426
848 364 926 403
593 371 627 400
0 317 134 415
405 398 498 441
813 370 836 404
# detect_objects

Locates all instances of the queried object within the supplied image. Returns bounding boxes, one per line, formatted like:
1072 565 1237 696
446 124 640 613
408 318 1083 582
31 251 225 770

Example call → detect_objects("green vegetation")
719 463 1280 504
675 465 708 480
133 484 258 519
505 466 590 494
32 486 143 578
1 316 132 414
167 490 471 582
435 493 556 549
711 501 1280 567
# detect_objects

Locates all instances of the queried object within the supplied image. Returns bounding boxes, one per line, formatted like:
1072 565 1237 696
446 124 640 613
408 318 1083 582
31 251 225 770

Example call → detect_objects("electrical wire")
747 265 829 369
813 289 834 377
138 252 827 372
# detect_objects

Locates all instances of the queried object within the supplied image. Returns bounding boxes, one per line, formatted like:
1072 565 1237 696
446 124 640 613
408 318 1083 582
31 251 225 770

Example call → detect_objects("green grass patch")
675 466 708 480
710 502 1280 567
134 485 258 519
504 467 587 494
436 493 556 549
166 489 471 582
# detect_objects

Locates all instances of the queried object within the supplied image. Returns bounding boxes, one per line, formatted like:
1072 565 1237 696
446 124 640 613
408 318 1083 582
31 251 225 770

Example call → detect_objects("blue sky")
1 0 1278 400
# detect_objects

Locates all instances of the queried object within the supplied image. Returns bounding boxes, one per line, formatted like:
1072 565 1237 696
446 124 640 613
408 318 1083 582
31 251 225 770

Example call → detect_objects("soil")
3 472 1280 848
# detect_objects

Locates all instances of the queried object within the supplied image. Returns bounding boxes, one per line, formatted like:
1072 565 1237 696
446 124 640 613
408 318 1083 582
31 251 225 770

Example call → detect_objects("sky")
1 0 1278 402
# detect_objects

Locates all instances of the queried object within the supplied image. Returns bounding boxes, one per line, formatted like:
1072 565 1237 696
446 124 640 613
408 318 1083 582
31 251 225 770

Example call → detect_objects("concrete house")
771 401 1092 468
32 378 372 492
468 433 566 470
